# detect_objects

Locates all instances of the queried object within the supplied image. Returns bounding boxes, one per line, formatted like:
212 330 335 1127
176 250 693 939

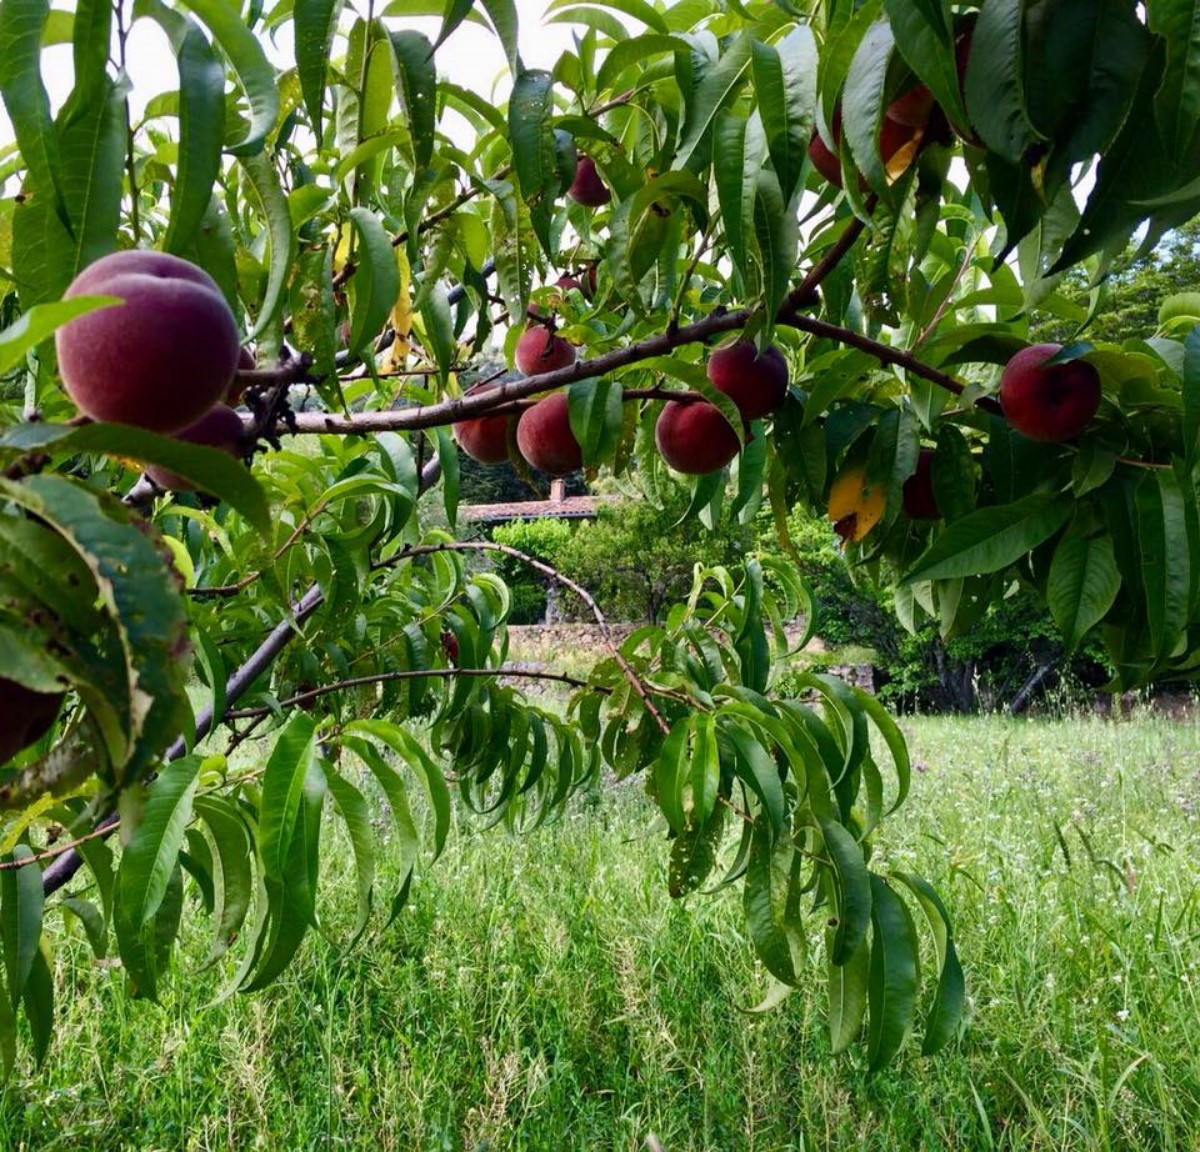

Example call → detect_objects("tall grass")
2 712 1199 1150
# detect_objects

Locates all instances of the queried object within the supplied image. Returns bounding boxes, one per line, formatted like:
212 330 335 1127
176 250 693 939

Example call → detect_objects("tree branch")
224 665 603 719
377 540 676 734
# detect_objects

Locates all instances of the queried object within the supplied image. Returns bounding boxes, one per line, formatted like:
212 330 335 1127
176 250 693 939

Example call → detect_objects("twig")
224 665 603 719
786 208 871 310
378 540 674 734
331 168 511 291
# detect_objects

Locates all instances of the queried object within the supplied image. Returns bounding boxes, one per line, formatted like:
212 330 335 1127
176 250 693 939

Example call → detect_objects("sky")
3 0 584 145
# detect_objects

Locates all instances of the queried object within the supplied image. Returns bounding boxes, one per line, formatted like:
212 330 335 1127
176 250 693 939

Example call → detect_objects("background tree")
1 0 1200 1077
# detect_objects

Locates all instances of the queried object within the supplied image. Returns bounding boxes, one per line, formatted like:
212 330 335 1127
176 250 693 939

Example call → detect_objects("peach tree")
0 0 1198 1073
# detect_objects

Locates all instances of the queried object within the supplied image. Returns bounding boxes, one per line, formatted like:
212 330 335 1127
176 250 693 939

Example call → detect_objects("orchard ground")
1 705 1197 1151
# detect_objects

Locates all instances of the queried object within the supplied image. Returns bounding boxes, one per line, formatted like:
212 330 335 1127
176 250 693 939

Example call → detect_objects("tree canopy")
2 0 1200 1074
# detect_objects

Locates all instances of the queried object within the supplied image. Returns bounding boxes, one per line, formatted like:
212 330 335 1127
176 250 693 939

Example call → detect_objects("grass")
2 711 1200 1149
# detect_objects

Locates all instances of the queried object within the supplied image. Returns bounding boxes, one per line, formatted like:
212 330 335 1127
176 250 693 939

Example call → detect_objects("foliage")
2 0 1200 1076
775 512 1111 712
493 489 753 624
0 716 1196 1149
1033 217 1200 347
488 517 576 623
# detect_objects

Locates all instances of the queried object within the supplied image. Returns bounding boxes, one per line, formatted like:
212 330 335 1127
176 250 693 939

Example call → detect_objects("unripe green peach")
55 250 242 433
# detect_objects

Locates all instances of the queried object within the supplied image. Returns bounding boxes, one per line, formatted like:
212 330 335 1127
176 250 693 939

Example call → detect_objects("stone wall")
505 623 877 694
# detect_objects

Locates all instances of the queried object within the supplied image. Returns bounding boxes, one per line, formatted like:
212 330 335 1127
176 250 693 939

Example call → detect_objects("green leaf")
963 0 1044 166
595 33 689 94
343 720 451 859
62 0 110 114
177 0 279 156
194 796 254 965
0 295 117 375
818 815 872 965
389 30 437 169
723 722 784 837
1136 470 1190 661
567 377 623 466
21 937 52 1065
713 109 762 293
323 767 376 942
419 280 455 387
1 845 43 1008
243 752 325 992
114 757 201 999
884 0 967 131
346 206 400 355
56 73 124 278
239 149 295 341
294 0 342 147
134 0 226 255
904 493 1073 583
508 67 557 210
1048 532 1121 655
675 32 753 173
1149 0 1200 159
751 28 815 204
118 759 200 928
479 0 520 73
893 872 965 1055
866 874 920 1071
341 736 419 919
744 820 805 985
753 166 797 329
61 896 106 959
258 713 320 882
652 717 690 835
431 0 474 55
0 0 62 204
826 931 869 1054
1184 325 1200 470
842 18 893 196
0 421 270 537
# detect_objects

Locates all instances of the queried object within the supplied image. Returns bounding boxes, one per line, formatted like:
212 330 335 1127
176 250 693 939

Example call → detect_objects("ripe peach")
567 156 611 207
56 250 242 433
809 104 923 189
145 404 246 491
0 678 62 766
887 82 935 129
707 341 789 420
902 448 940 520
516 392 583 477
514 326 576 376
808 127 844 187
654 400 740 475
453 383 514 465
999 343 1101 442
